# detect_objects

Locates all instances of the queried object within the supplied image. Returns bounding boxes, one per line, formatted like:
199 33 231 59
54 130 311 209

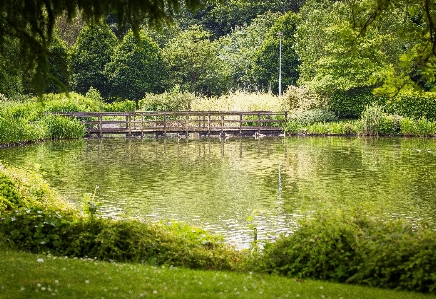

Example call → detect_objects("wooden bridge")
56 111 288 138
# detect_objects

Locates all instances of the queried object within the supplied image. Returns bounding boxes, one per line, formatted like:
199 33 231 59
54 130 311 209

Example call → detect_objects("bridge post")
98 114 102 138
163 113 167 136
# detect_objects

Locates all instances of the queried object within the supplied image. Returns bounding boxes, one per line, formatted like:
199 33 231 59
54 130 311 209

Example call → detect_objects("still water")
1 137 436 249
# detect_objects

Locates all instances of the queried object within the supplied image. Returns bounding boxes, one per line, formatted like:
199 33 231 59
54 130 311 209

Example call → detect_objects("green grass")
1 244 434 299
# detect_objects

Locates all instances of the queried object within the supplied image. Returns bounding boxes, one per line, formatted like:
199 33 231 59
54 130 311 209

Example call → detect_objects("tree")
295 0 405 94
163 25 231 96
218 12 281 91
0 0 204 94
105 29 165 106
45 35 69 93
69 22 117 97
177 0 306 39
295 0 436 96
252 11 301 94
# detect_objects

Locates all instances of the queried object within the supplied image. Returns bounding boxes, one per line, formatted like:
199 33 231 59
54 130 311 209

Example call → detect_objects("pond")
1 136 436 249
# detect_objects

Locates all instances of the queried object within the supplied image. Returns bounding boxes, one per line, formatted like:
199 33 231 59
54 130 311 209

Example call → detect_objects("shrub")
385 91 436 121
283 86 328 112
43 114 85 140
254 210 436 294
329 88 384 119
360 104 385 136
140 87 195 111
400 117 436 137
105 100 136 112
40 93 105 113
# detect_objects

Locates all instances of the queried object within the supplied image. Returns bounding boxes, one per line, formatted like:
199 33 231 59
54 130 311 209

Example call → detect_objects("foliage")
328 88 385 119
105 29 165 105
105 100 136 112
0 0 204 94
295 0 404 94
140 86 195 111
384 91 436 121
0 163 74 215
162 26 231 96
254 209 436 294
0 37 24 96
253 11 301 94
283 85 328 112
218 12 281 91
39 93 106 113
69 22 117 97
180 0 305 39
360 104 386 136
288 108 338 126
0 94 103 145
400 117 436 137
44 35 69 93
42 115 85 140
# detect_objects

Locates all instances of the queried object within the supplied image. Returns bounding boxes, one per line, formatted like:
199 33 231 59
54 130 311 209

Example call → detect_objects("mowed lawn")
1 246 434 299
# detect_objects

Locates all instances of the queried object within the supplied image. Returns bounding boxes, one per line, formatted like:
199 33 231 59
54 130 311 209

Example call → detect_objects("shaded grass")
1 245 434 299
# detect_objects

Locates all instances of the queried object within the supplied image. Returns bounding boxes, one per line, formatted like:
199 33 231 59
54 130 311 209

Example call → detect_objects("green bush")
40 93 105 113
255 210 366 282
43 114 85 140
140 87 195 111
105 100 136 112
253 210 436 294
329 88 384 119
385 92 436 121
400 117 436 137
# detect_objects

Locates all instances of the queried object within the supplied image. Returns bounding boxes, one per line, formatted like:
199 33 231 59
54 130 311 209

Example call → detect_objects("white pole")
278 32 283 96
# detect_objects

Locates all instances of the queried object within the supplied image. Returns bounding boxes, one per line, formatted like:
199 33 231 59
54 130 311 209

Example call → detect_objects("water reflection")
1 136 436 249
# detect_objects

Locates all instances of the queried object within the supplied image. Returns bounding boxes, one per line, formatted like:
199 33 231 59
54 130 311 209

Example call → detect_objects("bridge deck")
55 111 288 137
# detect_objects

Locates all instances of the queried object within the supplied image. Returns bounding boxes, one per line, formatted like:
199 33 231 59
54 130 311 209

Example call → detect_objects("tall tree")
296 0 436 95
105 29 165 106
219 12 281 91
69 22 117 97
163 25 231 96
253 11 301 94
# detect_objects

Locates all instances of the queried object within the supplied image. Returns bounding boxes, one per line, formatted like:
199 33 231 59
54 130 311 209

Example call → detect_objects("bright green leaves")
69 22 117 97
105 29 165 103
163 25 231 96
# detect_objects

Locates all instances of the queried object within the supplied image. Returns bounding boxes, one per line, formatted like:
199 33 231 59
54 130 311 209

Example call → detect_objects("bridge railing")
55 111 288 136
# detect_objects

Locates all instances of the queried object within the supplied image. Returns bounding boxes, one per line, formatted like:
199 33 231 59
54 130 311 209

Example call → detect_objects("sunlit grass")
1 243 434 299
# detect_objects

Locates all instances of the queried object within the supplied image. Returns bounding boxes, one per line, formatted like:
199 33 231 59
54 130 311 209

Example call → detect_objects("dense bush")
385 92 436 121
42 114 85 140
140 87 195 111
105 30 165 103
329 88 384 119
254 210 436 294
105 100 136 112
283 85 328 112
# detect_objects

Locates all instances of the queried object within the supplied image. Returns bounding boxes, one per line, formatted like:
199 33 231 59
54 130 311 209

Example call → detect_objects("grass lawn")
1 245 434 299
